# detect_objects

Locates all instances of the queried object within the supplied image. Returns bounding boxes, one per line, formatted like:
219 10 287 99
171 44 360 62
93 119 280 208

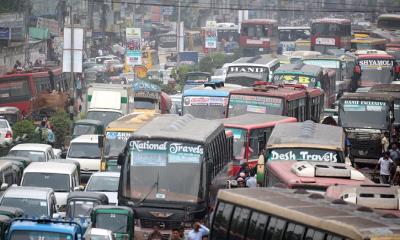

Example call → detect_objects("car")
0 186 58 218
7 143 60 162
85 172 120 205
0 118 13 145
66 135 101 183
20 162 80 210
85 228 116 240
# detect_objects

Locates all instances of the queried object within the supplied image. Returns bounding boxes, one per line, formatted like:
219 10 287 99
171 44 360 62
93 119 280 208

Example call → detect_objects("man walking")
375 151 394 184
186 222 209 240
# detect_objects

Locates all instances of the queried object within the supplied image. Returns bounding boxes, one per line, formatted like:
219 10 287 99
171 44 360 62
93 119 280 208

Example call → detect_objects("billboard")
125 27 141 67
37 17 60 36
62 27 83 73
205 28 217 49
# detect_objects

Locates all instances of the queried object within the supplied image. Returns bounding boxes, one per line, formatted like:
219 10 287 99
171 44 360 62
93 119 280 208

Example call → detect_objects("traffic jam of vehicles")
1 1 400 239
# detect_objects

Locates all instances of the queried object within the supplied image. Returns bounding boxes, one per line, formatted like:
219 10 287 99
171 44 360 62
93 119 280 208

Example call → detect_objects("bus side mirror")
98 135 104 149
256 154 265 185
117 153 125 165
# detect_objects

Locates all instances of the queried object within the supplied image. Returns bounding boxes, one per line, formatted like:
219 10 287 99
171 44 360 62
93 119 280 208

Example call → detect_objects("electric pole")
177 0 181 67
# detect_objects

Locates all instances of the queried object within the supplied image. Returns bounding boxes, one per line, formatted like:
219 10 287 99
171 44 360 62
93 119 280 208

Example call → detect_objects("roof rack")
291 161 365 180
340 186 399 210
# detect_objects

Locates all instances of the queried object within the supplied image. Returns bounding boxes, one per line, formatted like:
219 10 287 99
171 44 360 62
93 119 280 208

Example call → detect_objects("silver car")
0 118 13 145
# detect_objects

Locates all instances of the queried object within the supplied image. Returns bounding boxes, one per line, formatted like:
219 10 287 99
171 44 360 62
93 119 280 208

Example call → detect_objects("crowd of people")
147 222 209 240
34 119 55 147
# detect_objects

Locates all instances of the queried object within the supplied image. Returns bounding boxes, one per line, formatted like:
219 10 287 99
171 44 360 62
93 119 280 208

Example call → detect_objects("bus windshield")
358 59 394 85
134 98 157 110
0 77 31 104
242 24 267 38
122 140 204 203
228 95 283 117
226 128 247 160
279 29 310 41
87 111 123 127
340 100 390 129
267 148 342 162
378 18 400 30
311 23 348 36
273 74 318 88
10 231 72 240
183 96 227 119
105 131 133 157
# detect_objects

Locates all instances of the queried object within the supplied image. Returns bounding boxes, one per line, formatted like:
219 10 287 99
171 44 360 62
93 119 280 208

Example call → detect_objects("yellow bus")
351 37 386 51
210 187 400 240
101 112 159 171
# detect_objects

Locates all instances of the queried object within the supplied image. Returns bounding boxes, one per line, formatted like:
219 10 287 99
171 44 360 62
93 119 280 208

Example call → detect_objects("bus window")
246 212 269 240
211 202 233 240
228 206 250 240
265 216 286 240
284 223 306 240
304 228 325 240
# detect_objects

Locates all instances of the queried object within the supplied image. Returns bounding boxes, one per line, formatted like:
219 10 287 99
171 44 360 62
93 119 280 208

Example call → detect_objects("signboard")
0 27 10 40
183 97 227 106
0 13 23 28
268 149 338 162
29 27 48 40
133 80 161 92
37 17 60 36
205 28 217 49
228 66 268 74
134 65 148 79
343 100 387 112
274 74 316 85
62 27 84 73
161 6 174 15
125 28 141 66
315 37 336 46
106 131 132 141
358 59 394 69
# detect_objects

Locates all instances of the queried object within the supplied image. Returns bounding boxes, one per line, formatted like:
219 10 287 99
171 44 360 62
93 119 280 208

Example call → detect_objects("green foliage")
199 52 236 74
161 84 177 95
49 110 71 148
171 65 199 90
12 120 36 140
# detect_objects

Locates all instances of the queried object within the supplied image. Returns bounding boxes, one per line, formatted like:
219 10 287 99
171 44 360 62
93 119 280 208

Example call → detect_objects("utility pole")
69 3 75 95
177 0 181 67
23 0 31 64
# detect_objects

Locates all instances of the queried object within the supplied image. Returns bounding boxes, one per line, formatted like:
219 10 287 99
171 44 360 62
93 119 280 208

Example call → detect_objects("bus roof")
351 37 387 44
370 83 400 93
106 112 158 132
312 18 351 24
267 161 373 191
267 121 344 151
278 26 310 30
9 220 81 235
183 83 242 97
231 54 279 65
222 113 297 130
274 63 322 77
340 92 395 102
241 19 277 25
378 13 400 20
302 55 340 61
217 188 400 239
131 114 225 144
229 85 308 101
356 53 395 60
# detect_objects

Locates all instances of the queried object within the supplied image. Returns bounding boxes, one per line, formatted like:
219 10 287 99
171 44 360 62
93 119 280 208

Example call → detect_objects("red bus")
226 83 324 122
239 19 278 56
355 50 399 88
222 113 296 175
0 66 67 115
261 160 373 192
311 18 351 54
372 14 400 54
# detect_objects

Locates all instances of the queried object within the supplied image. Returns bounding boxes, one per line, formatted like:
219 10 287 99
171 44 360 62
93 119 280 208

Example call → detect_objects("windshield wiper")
136 171 159 206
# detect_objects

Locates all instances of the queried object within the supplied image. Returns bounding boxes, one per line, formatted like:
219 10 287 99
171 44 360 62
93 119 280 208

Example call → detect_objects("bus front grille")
140 219 182 230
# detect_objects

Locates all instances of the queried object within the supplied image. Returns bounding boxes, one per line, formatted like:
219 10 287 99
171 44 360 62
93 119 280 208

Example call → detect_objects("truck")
86 84 134 127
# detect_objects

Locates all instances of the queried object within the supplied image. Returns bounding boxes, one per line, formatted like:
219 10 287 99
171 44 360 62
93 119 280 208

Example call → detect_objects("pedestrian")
237 177 246 188
246 170 257 188
170 228 183 240
375 151 394 184
390 143 400 162
75 77 83 102
147 226 162 240
186 222 209 240
382 132 390 153
47 124 55 147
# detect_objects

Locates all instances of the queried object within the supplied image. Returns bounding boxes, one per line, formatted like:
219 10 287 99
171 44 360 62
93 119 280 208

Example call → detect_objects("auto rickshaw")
91 205 134 240
0 215 11 239
66 192 109 220
72 119 105 140
0 206 24 219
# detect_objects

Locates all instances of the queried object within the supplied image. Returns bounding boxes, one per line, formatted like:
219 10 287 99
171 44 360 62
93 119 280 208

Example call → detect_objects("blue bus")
182 82 242 119
183 72 212 91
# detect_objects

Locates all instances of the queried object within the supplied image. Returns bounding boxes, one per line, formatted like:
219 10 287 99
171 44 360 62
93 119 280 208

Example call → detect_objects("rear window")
0 120 8 128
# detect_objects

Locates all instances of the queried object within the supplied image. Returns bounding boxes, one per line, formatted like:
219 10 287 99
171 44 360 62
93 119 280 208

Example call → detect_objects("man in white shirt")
246 171 257 188
186 222 209 240
376 151 394 184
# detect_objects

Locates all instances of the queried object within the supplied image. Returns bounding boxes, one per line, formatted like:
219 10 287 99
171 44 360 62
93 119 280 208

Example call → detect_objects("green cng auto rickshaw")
91 206 134 240
72 119 105 140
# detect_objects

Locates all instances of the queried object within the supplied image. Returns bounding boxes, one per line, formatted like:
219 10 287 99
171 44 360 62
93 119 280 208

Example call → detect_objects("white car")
85 172 120 205
85 228 115 240
0 118 13 145
8 143 60 162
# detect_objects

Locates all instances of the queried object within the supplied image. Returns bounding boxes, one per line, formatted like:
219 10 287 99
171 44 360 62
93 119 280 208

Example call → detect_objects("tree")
49 110 71 148
171 64 199 90
199 52 234 74
12 119 36 140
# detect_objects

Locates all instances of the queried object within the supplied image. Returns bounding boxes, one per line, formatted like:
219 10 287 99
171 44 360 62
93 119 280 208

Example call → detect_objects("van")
67 135 101 183
20 162 80 210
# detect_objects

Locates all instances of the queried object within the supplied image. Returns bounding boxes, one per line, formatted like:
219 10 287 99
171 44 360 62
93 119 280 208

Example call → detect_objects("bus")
132 80 163 114
224 54 280 87
222 113 297 175
326 185 400 216
272 63 336 108
182 82 242 120
278 26 311 53
355 50 398 88
339 92 395 165
302 54 357 93
351 37 386 51
141 48 160 71
239 19 279 56
226 83 324 122
101 112 159 171
118 114 232 237
311 18 352 54
261 160 373 192
201 23 239 53
183 72 211 91
0 66 67 115
371 14 400 53
370 84 400 128
210 187 400 240
156 32 177 52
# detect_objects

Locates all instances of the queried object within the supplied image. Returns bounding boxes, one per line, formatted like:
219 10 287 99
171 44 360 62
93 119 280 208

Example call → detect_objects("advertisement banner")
205 28 217 49
0 27 10 40
37 17 60 36
125 28 141 66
